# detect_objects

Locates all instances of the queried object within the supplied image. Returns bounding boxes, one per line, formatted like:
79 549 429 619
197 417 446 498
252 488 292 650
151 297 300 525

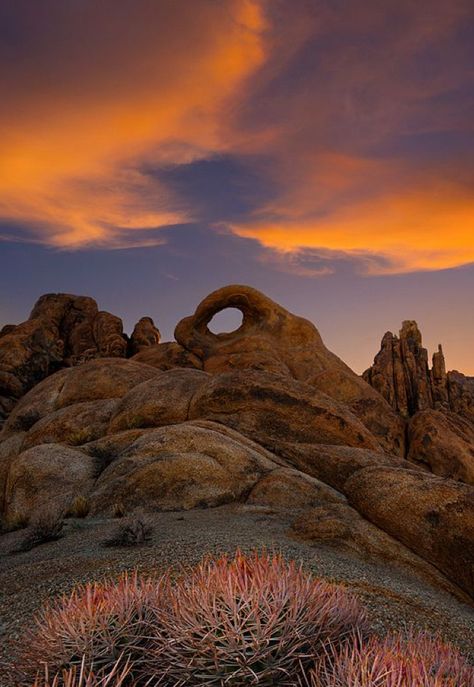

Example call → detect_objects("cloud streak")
0 0 266 247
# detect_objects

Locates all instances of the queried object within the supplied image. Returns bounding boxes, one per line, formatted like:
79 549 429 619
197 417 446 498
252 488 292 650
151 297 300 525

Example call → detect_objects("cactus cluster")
20 551 474 687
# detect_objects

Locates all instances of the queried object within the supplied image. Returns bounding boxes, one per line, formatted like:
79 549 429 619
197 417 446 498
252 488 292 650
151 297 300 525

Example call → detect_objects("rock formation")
129 317 161 355
173 285 405 456
363 319 474 485
0 285 473 601
363 321 474 422
0 294 159 428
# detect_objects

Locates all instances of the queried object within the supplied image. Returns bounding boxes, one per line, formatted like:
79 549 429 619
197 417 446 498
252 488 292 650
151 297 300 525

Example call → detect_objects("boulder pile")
0 285 473 600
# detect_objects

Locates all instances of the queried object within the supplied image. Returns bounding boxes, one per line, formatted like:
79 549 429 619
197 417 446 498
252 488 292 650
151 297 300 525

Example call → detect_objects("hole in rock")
208 308 243 335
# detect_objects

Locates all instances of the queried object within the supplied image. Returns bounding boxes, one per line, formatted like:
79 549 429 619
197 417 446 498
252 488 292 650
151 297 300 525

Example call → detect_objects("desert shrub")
1 508 29 533
32 657 130 686
142 550 368 686
104 512 153 547
110 501 126 519
68 429 95 446
21 574 163 684
17 506 64 552
66 496 90 519
311 631 474 687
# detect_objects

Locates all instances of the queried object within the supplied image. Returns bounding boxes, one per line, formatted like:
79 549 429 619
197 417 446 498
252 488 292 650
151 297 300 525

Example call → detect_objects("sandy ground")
1 504 473 684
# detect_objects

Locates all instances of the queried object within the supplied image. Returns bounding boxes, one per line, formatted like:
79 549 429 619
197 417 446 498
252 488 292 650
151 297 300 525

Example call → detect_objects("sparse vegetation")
65 496 90 519
68 429 95 446
126 413 149 430
1 509 29 534
103 511 153 547
110 501 126 518
90 447 115 477
16 506 64 552
10 409 41 432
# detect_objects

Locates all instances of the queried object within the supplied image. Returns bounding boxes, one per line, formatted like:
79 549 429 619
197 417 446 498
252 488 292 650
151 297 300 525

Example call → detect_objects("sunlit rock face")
0 284 473 600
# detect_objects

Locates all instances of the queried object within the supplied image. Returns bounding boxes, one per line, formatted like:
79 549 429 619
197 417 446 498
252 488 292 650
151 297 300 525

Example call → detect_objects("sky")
0 0 473 374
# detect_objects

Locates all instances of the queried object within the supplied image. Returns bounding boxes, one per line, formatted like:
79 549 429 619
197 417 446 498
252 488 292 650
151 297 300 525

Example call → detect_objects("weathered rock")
4 443 95 518
2 359 157 435
363 321 433 417
129 317 161 355
265 442 408 492
108 369 209 433
408 410 474 485
89 422 278 513
0 319 62 426
291 503 469 599
1 286 473 604
3 369 75 435
344 466 474 597
132 342 202 371
447 370 474 423
55 358 159 409
176 285 405 455
22 399 119 450
188 369 382 452
247 469 344 510
92 312 128 358
0 294 131 427
0 433 25 513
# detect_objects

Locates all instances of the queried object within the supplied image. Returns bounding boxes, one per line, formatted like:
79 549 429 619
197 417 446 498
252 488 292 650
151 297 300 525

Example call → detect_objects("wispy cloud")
0 0 266 247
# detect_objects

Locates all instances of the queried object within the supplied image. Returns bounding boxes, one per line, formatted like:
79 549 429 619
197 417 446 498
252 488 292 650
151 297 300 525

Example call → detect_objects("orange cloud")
231 178 474 274
0 0 266 247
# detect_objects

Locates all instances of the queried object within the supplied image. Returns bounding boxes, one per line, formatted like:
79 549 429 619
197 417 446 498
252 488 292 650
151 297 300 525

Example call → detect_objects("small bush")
1 509 29 533
110 502 126 519
17 507 64 552
312 631 474 686
68 429 95 446
104 512 153 547
66 496 90 519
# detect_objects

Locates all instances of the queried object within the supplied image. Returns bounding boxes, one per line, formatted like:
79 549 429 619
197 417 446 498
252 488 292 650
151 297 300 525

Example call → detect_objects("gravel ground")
1 504 473 684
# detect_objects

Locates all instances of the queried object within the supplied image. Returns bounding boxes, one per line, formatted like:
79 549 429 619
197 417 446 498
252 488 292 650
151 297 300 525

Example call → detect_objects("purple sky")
0 0 473 373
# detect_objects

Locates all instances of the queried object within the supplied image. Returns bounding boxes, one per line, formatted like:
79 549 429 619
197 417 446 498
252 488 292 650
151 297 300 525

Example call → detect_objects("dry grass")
103 512 153 547
1 509 29 534
66 496 90 519
16 507 64 553
110 502 126 519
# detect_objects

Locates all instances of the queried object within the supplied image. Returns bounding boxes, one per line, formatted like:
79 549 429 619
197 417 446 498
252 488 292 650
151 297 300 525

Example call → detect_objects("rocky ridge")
0 285 473 603
363 320 474 422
